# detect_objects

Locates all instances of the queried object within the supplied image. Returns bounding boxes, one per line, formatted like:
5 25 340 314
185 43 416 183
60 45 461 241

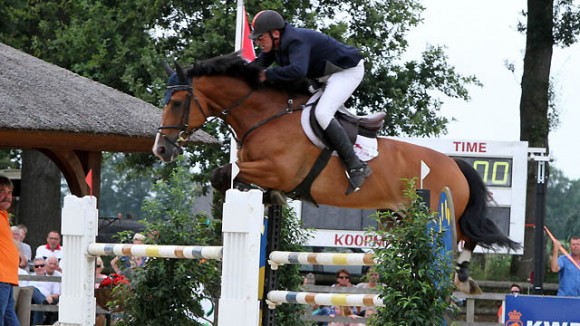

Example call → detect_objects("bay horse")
153 53 519 294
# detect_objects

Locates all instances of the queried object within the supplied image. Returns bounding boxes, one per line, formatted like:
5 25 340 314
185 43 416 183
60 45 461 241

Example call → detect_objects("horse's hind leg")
454 240 482 294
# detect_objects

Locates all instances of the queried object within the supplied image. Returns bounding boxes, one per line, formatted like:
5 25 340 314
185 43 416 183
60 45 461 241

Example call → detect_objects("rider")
249 10 372 194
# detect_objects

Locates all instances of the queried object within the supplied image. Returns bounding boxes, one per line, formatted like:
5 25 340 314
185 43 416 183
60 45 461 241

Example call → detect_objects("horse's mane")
186 52 315 95
186 52 262 88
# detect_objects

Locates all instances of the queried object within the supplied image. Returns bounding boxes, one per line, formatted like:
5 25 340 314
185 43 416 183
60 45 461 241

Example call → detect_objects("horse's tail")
455 158 521 251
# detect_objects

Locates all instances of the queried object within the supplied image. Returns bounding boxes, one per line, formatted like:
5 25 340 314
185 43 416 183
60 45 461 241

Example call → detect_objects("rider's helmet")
249 10 285 39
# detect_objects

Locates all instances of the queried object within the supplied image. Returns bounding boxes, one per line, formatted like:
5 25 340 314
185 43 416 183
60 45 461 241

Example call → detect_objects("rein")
233 98 313 148
159 79 314 151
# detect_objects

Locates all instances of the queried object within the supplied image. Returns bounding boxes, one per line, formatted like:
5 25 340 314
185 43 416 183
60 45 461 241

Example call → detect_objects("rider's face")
254 31 279 53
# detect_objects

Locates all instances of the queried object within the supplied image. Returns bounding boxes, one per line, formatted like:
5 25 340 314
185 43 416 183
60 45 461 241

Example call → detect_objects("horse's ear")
174 61 186 82
162 62 174 77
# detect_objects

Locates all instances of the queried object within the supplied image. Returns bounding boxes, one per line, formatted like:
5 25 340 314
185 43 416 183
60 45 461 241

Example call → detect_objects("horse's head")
153 62 210 162
153 53 263 162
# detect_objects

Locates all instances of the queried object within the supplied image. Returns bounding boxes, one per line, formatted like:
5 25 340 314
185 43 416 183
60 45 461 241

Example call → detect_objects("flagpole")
230 0 244 172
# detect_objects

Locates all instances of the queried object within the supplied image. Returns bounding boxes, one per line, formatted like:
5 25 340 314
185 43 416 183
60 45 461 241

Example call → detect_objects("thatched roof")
0 42 217 152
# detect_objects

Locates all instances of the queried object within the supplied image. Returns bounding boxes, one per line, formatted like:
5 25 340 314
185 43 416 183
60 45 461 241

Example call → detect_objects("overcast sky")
406 0 580 180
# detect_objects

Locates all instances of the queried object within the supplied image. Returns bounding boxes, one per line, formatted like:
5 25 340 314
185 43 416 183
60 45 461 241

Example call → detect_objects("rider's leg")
315 60 371 194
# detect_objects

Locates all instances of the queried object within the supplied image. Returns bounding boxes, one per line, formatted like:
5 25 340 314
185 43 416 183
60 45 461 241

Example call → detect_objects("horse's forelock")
186 53 262 88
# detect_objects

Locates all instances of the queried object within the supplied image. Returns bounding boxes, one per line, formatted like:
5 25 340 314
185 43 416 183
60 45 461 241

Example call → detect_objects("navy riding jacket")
254 23 363 82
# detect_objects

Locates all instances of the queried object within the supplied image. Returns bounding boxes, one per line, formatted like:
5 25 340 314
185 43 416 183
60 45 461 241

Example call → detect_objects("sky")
406 0 580 180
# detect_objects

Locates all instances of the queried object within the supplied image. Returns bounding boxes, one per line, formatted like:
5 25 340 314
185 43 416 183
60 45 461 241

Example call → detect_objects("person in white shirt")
35 231 63 272
29 257 60 325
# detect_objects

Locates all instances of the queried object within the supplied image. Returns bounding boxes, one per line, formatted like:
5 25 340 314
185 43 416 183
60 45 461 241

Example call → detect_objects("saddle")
288 91 386 204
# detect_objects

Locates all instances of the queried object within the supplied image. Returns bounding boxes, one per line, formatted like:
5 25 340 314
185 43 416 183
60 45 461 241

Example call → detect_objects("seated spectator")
110 233 147 276
497 283 522 323
18 255 30 287
355 268 381 316
11 226 29 268
28 257 60 326
95 257 108 288
332 269 353 288
35 230 63 272
17 224 33 265
328 305 363 326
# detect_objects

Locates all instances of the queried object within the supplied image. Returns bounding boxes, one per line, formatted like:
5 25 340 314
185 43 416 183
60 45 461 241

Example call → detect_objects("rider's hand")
259 70 266 83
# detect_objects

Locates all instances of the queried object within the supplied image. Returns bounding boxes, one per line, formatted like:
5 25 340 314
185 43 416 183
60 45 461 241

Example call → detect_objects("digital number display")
454 157 513 187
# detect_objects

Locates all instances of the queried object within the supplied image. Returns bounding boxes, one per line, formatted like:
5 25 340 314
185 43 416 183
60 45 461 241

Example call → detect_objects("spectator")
11 226 29 269
110 233 147 275
355 268 381 316
28 257 60 325
0 175 20 325
17 224 32 266
550 236 580 296
355 268 380 289
35 230 63 271
95 257 108 288
332 269 352 288
328 305 363 326
497 283 522 323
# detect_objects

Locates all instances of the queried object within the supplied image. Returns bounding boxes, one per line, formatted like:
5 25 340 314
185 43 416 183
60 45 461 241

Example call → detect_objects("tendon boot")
324 119 372 194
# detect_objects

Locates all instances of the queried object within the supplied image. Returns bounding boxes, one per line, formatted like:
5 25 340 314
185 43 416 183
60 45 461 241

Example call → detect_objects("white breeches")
315 60 364 130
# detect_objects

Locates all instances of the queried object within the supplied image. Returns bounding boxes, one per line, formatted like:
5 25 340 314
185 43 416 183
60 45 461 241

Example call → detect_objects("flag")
235 1 256 61
85 169 93 197
241 6 256 61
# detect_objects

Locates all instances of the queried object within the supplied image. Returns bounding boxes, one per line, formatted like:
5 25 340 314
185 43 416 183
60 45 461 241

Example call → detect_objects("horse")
153 52 519 294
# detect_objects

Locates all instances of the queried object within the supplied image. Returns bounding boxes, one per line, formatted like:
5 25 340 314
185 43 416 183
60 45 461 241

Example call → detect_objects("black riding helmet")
249 10 285 39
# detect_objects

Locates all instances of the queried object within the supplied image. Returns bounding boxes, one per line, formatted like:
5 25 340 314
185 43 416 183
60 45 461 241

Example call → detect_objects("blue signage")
504 295 580 325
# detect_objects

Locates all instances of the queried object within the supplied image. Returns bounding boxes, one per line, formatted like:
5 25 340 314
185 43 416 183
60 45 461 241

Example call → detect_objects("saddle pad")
300 93 378 162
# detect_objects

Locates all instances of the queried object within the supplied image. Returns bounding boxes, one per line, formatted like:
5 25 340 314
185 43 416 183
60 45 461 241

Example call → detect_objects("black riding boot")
324 119 372 194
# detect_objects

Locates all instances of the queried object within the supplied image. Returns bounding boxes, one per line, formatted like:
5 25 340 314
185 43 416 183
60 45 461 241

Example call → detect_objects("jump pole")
59 188 263 326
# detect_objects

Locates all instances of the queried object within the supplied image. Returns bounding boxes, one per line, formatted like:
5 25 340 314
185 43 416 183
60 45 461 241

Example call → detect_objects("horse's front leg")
210 162 287 206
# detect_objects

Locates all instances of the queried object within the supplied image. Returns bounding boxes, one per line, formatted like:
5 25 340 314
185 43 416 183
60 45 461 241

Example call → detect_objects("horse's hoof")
454 274 483 295
455 261 470 282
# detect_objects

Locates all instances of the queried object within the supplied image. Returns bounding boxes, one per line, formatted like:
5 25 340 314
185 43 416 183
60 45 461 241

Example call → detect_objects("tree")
546 168 580 240
18 150 62 251
511 0 580 280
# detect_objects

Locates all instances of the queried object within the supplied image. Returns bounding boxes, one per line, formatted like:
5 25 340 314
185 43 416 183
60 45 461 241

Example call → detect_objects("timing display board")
399 138 528 254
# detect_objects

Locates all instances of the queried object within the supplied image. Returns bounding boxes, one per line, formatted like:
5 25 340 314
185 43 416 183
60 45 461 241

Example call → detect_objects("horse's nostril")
157 146 166 155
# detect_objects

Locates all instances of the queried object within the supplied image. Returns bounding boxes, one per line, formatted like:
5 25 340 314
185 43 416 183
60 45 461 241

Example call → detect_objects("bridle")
157 81 208 150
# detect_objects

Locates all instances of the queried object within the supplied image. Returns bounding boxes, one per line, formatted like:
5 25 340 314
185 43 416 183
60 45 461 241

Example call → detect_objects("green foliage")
368 179 454 326
546 167 580 240
273 204 311 325
112 157 221 326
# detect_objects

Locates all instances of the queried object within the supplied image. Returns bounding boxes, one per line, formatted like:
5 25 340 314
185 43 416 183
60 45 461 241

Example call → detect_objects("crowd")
311 268 381 326
0 174 145 326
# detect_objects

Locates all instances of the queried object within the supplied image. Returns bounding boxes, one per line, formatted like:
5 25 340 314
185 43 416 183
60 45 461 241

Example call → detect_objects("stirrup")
344 165 372 195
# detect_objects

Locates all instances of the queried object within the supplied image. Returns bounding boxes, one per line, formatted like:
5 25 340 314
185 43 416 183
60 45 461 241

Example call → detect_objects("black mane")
186 52 262 88
185 52 316 95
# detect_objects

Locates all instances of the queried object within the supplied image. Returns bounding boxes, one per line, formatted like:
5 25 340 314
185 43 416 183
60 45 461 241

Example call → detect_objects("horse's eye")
172 101 182 108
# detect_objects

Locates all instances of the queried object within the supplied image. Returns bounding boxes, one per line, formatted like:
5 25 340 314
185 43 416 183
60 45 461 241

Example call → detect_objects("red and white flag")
236 2 256 61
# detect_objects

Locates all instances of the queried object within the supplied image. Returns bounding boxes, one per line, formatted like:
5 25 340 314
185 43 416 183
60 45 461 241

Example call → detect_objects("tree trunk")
19 150 62 254
511 0 553 281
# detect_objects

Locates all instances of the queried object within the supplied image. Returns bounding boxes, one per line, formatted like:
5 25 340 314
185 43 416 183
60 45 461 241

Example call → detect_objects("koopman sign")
504 295 580 325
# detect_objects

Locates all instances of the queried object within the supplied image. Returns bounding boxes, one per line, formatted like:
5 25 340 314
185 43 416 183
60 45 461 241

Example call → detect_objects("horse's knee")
210 164 232 194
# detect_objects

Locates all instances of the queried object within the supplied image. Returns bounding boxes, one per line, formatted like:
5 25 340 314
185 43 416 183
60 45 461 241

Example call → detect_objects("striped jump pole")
266 291 384 309
87 243 223 260
268 251 376 270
